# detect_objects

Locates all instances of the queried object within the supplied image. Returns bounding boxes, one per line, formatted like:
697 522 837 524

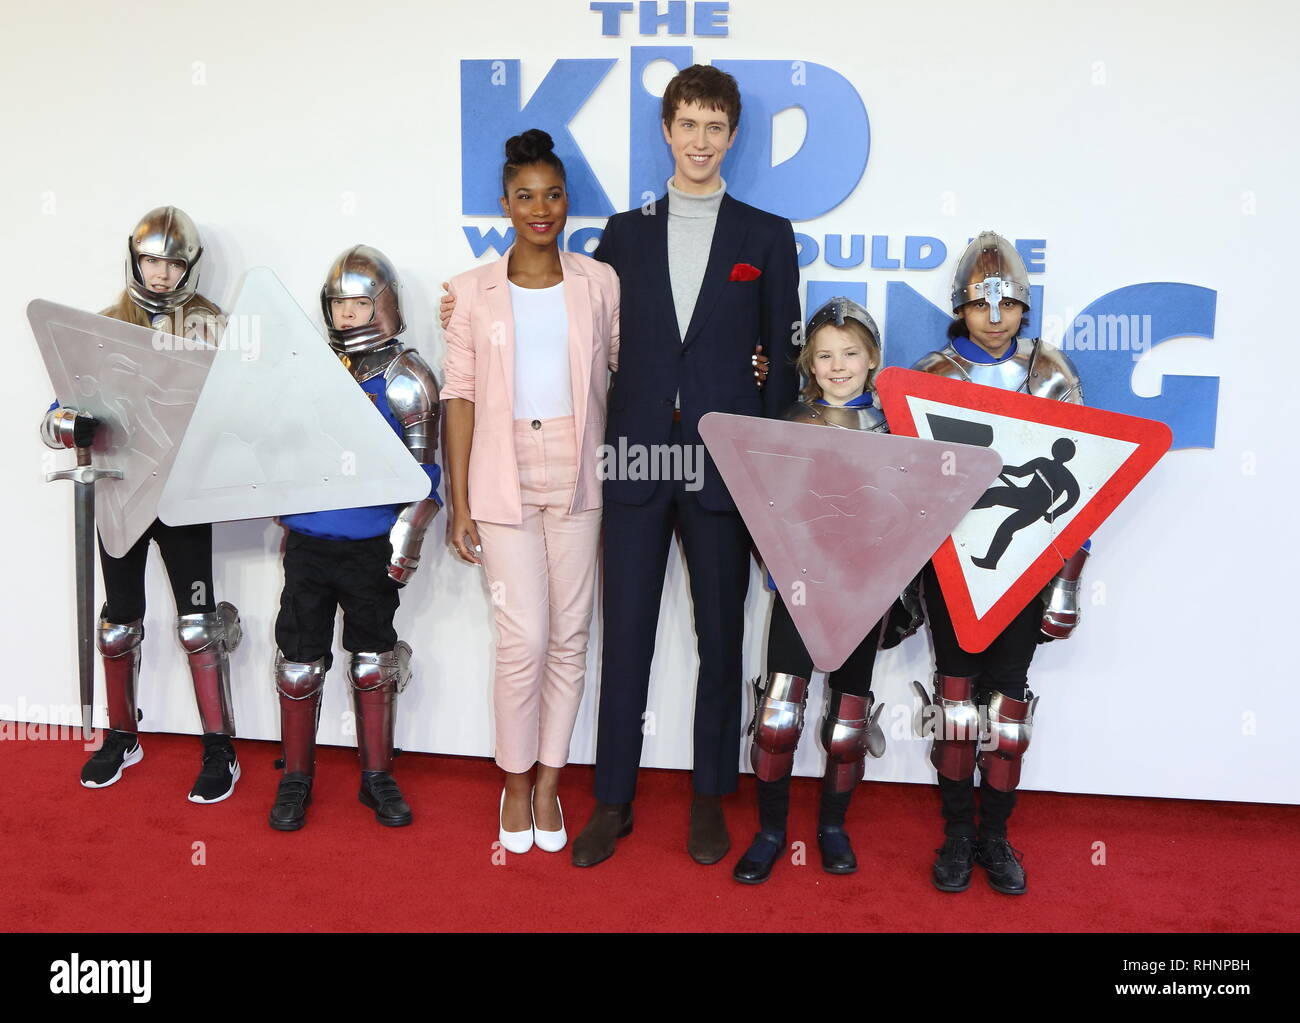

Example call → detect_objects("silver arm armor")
384 348 442 585
1041 545 1089 640
384 348 441 463
41 406 81 449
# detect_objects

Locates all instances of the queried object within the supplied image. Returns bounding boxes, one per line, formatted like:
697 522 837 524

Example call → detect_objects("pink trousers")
476 416 601 774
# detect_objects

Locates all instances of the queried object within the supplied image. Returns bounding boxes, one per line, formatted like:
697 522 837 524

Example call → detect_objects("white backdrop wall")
2 0 1295 804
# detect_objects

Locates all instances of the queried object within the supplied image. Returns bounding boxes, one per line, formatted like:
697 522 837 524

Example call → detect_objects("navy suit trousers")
595 422 752 803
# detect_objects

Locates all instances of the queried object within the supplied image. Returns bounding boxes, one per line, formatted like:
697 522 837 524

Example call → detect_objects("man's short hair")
661 64 741 133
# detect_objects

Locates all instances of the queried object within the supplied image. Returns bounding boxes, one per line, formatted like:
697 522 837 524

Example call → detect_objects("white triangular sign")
158 268 431 525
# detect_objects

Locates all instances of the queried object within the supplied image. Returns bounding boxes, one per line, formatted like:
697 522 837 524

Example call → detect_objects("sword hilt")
45 460 124 485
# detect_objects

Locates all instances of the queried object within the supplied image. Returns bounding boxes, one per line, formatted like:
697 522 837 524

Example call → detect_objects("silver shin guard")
977 691 1038 792
819 691 883 794
97 607 143 733
347 642 412 774
176 602 242 735
748 673 809 782
275 652 327 778
919 674 980 781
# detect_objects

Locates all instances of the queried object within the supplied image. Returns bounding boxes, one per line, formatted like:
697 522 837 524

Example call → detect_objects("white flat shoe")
533 792 567 853
499 788 533 854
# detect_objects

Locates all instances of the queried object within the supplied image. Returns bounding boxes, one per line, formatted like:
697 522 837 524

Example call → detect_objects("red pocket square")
729 262 762 282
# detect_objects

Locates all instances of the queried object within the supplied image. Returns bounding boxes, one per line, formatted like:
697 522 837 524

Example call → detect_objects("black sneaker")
975 836 1027 895
359 771 412 827
269 772 313 831
80 729 143 788
188 733 240 804
931 835 975 892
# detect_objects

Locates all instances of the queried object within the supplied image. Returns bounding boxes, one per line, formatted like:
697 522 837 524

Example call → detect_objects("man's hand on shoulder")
438 281 454 331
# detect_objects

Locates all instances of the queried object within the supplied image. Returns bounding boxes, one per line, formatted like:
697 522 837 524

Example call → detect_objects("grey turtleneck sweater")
667 176 725 342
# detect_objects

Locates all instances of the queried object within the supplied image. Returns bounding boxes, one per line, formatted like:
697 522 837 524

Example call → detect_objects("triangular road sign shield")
699 412 1003 671
28 299 216 557
158 267 431 526
875 367 1172 652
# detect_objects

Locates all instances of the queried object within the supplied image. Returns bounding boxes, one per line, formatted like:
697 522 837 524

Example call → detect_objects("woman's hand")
439 282 455 331
449 507 483 566
752 344 770 387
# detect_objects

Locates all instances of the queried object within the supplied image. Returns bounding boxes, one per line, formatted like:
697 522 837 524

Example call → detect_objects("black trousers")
920 562 1039 700
765 591 883 697
595 424 752 803
921 561 1041 838
274 531 400 670
99 520 215 623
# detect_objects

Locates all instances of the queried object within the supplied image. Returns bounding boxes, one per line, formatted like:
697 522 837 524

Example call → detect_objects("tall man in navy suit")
573 65 801 867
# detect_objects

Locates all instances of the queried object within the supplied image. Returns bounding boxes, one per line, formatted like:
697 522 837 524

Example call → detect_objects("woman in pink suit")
442 130 619 854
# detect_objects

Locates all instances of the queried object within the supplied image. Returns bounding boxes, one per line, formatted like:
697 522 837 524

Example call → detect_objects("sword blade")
73 479 97 740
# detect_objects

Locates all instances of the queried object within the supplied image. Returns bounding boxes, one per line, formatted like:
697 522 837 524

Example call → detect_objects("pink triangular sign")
699 412 1003 671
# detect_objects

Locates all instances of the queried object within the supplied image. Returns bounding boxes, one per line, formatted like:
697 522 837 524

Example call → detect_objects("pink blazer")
441 248 620 525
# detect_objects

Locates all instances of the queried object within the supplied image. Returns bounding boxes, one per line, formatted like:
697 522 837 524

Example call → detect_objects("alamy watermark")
1042 309 1153 362
150 312 261 361
597 438 705 491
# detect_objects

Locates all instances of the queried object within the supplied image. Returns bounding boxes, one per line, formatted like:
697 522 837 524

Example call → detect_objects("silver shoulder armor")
913 339 1083 403
779 400 889 433
910 349 968 381
384 348 441 463
1025 340 1084 404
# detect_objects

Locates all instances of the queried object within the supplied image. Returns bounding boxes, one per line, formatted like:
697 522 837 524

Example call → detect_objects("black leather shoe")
931 835 974 892
269 772 313 831
359 771 413 827
571 802 633 867
732 831 785 885
688 795 730 864
975 836 1027 895
816 826 858 875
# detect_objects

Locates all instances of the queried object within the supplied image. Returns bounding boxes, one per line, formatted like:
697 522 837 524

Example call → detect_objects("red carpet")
2 728 1295 932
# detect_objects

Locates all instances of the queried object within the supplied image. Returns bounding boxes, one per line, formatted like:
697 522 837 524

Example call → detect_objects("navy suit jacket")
594 192 801 513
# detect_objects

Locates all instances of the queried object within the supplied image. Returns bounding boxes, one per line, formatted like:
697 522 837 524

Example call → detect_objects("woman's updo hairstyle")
502 129 567 198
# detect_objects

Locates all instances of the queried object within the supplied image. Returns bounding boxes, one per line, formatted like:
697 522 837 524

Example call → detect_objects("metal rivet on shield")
768 501 774 507
919 510 926 516
801 568 807 574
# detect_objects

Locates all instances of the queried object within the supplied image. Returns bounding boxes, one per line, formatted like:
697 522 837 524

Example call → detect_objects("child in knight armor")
40 205 244 803
266 244 441 832
733 296 920 884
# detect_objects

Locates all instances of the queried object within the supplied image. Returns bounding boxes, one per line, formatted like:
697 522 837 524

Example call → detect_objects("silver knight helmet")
806 295 882 355
126 205 203 316
950 231 1031 324
321 244 406 355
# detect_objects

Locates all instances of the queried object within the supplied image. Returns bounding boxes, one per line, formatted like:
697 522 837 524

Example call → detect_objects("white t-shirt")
509 280 573 420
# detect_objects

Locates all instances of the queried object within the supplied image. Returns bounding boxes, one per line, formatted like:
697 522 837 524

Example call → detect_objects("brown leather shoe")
571 802 633 867
688 794 731 864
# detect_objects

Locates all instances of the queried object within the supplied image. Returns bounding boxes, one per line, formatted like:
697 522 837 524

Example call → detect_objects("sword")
46 446 123 740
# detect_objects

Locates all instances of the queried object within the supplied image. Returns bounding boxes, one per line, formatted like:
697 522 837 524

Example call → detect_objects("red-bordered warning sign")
876 367 1172 652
